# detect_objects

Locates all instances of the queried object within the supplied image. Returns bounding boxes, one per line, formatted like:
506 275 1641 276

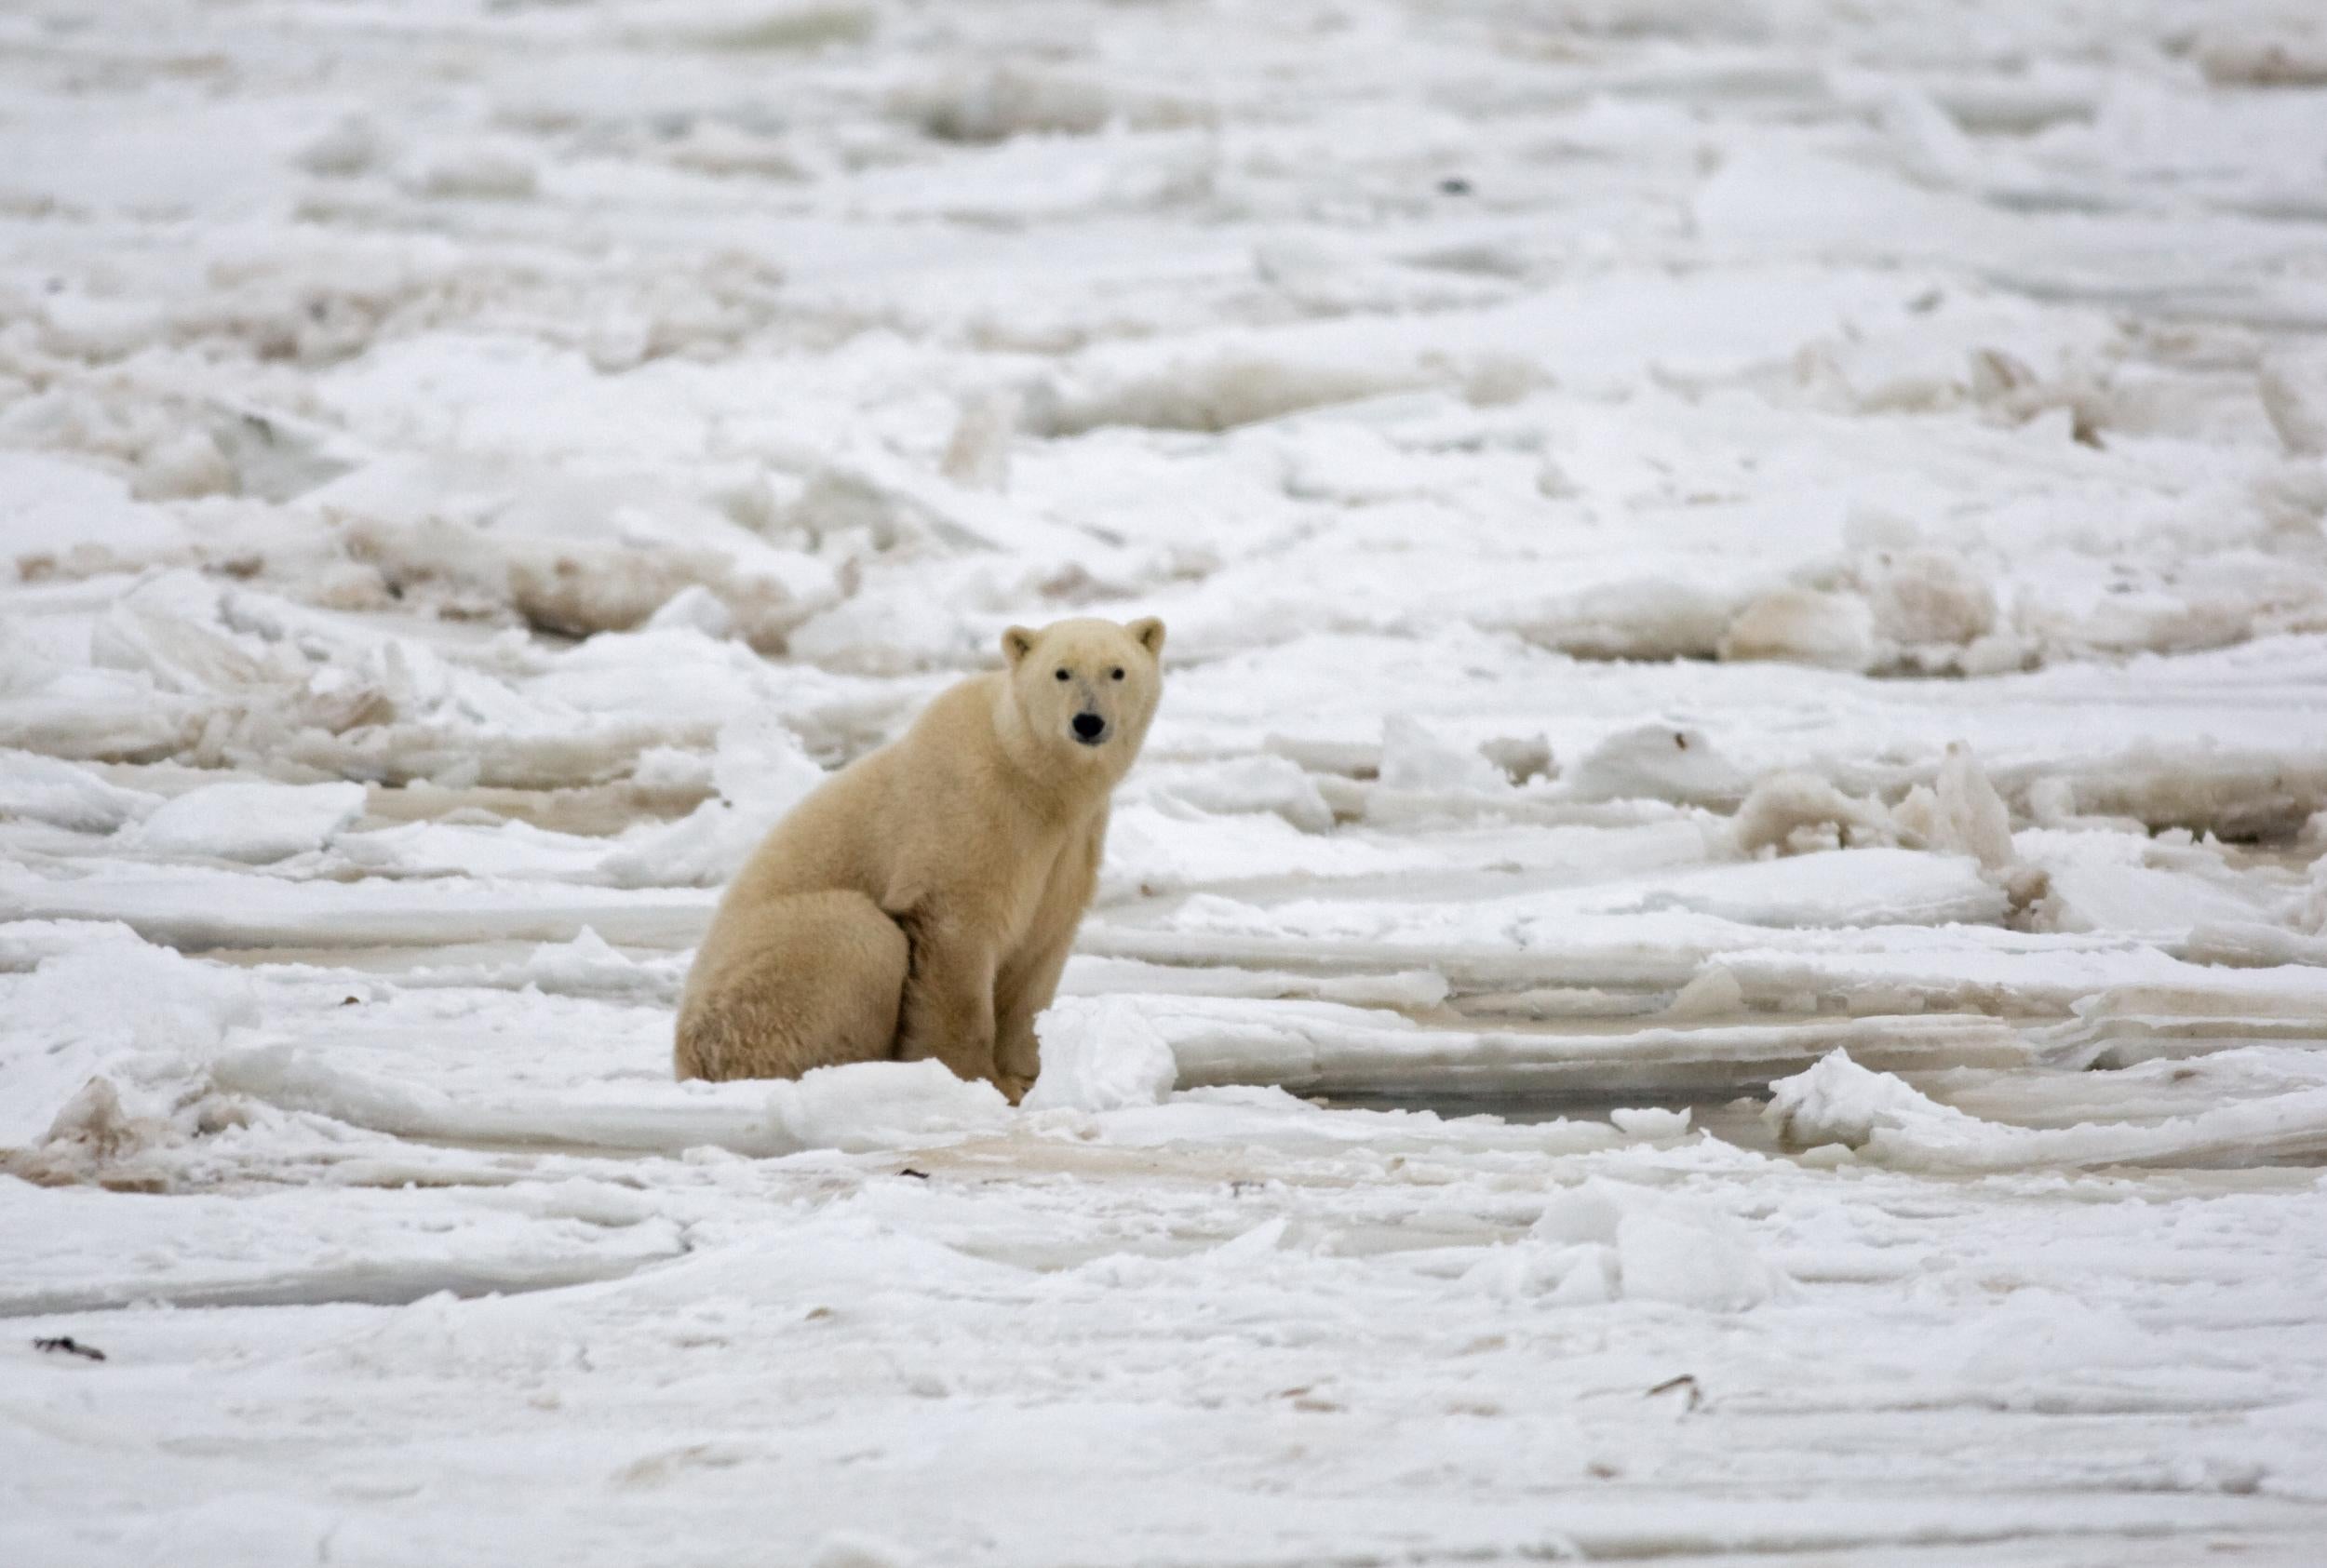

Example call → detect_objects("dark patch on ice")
33 1334 106 1362
1646 1373 1702 1411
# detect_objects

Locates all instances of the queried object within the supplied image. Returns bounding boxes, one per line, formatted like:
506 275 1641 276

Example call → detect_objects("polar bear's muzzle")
1071 711 1109 745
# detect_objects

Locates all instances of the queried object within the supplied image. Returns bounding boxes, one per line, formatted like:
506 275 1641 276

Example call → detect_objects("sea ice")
1023 996 1178 1113
769 1059 1013 1152
1467 1177 1790 1311
0 932 258 1145
4 0 2325 1561
1762 1048 1984 1155
129 779 368 864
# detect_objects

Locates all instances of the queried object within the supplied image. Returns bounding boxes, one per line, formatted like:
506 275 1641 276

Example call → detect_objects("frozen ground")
6 0 2327 1561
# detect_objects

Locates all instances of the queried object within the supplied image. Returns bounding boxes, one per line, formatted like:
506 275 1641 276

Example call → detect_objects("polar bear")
675 615 1164 1102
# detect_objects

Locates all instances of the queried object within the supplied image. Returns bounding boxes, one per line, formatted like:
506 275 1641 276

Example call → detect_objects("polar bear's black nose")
1072 712 1107 744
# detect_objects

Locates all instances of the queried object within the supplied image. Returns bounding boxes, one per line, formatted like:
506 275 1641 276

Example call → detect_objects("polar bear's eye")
1054 668 1069 681
1110 667 1124 680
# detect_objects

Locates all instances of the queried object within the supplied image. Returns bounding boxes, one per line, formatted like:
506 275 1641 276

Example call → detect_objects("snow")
1023 995 1178 1113
600 707 827 886
0 751 160 833
769 1059 1013 1151
1766 1048 2327 1174
1717 587 1878 673
0 453 187 576
130 779 369 864
6 0 2327 1561
0 930 258 1145
1515 1178 1794 1312
1763 1047 1986 1156
1376 712 1513 797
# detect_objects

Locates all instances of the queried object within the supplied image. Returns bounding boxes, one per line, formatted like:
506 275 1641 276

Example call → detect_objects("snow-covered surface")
7 0 2327 1562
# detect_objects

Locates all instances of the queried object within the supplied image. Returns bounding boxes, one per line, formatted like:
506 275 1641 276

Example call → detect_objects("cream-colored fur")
675 615 1164 1101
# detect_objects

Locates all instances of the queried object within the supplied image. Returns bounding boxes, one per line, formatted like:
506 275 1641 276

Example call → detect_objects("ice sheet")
5 0 2327 1562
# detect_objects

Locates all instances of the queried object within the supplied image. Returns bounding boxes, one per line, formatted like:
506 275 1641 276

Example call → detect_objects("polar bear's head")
1001 616 1165 779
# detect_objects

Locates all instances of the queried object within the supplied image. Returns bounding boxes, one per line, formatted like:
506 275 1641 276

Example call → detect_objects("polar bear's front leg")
894 916 1001 1087
992 811 1106 1103
993 941 1071 1103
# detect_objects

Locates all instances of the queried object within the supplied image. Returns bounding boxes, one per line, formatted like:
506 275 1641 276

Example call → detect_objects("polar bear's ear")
1128 617 1166 657
1002 625 1038 667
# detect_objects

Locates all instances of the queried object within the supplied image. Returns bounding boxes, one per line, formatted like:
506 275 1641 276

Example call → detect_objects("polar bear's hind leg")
674 891 908 1081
